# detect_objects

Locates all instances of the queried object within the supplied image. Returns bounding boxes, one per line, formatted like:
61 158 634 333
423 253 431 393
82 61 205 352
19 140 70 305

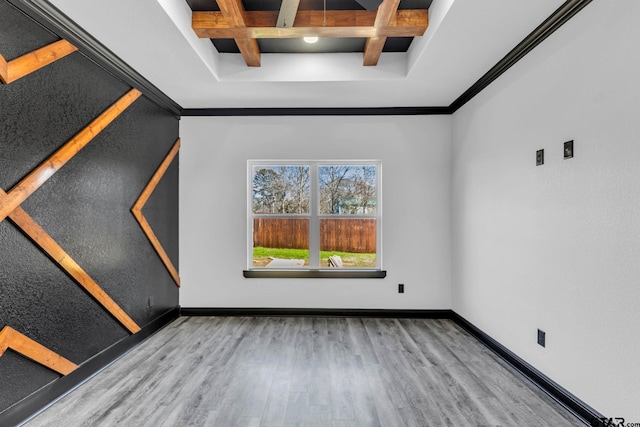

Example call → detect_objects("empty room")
1 0 638 425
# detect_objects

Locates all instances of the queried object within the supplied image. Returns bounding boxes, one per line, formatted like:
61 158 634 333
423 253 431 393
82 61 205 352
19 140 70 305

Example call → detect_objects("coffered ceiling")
46 0 567 109
187 0 432 67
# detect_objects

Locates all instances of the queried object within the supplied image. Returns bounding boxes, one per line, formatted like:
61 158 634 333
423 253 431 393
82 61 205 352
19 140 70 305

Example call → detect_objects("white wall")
180 115 452 309
451 0 640 419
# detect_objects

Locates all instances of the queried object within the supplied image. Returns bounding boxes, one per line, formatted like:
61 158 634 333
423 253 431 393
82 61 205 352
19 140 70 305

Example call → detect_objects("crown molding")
449 0 593 112
182 106 452 116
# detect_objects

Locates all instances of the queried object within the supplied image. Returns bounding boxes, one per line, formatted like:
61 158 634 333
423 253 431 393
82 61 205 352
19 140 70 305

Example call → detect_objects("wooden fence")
253 218 376 253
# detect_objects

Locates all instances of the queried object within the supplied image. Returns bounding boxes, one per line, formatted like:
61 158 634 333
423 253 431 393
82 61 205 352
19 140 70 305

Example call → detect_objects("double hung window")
248 160 381 272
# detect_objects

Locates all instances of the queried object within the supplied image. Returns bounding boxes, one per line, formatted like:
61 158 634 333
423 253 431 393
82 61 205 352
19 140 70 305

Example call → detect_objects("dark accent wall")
0 0 179 416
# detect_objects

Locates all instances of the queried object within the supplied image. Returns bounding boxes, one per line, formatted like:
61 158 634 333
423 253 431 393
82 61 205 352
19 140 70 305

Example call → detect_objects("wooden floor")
24 317 583 426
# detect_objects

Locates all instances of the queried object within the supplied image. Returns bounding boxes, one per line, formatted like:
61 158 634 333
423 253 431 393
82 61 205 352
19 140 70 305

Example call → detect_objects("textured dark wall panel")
0 351 59 412
0 2 58 60
0 0 179 414
0 55 127 190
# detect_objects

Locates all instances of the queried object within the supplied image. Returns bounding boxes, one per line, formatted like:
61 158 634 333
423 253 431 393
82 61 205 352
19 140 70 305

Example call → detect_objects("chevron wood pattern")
0 326 77 376
0 88 143 334
0 39 77 84
131 139 181 287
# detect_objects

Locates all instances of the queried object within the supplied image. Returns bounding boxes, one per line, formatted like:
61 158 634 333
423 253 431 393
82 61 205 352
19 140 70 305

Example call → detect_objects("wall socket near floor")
537 329 546 347
398 284 404 294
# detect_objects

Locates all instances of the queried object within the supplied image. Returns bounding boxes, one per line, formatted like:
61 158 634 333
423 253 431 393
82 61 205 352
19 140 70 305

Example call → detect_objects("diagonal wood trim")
1 191 141 333
0 89 141 223
0 39 77 84
363 0 401 66
216 0 261 67
131 139 181 287
0 326 77 375
192 10 428 38
0 52 8 83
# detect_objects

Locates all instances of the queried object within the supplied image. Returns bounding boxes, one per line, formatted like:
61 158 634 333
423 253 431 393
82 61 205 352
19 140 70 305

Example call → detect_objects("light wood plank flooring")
24 317 584 426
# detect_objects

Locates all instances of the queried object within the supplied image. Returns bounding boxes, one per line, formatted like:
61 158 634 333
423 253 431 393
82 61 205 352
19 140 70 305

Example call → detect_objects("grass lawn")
253 247 376 268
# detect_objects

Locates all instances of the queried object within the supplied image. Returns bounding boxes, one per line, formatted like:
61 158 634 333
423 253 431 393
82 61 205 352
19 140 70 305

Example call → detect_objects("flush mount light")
303 36 319 44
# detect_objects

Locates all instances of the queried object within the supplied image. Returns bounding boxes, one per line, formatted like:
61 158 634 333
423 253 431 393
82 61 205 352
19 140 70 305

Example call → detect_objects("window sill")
243 269 387 279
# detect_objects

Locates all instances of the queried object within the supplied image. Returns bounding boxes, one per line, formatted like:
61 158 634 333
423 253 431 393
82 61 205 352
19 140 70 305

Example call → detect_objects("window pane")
253 218 309 267
318 165 377 215
320 218 377 268
253 165 310 214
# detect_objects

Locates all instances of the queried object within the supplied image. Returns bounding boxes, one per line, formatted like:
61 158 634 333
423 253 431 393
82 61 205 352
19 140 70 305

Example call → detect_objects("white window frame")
247 160 383 272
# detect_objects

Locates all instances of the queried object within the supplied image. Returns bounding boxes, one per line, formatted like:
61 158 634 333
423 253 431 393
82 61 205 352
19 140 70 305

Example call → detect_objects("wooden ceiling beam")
191 9 429 39
193 10 428 38
215 0 261 66
194 24 425 39
215 0 248 27
363 0 401 66
191 5 428 67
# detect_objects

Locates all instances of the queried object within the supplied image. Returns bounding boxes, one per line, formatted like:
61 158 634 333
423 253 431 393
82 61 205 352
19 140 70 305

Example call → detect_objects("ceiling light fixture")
304 36 319 44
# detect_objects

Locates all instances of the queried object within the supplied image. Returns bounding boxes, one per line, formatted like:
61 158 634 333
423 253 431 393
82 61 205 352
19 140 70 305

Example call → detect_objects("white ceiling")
48 0 565 109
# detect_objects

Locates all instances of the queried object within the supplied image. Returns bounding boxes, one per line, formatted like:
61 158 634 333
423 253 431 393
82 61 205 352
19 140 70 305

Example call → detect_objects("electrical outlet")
147 296 154 308
398 284 404 293
564 140 574 159
536 149 544 166
537 329 546 347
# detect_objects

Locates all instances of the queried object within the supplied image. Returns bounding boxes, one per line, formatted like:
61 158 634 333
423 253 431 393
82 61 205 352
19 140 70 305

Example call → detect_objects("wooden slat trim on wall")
0 39 77 84
0 53 8 83
0 326 77 376
0 88 143 334
2 191 141 334
0 89 141 223
131 139 181 287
